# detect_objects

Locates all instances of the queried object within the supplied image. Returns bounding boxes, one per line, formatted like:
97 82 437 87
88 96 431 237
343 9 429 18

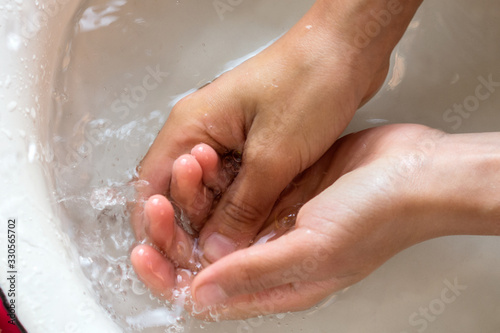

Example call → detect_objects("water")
47 0 313 331
44 0 500 331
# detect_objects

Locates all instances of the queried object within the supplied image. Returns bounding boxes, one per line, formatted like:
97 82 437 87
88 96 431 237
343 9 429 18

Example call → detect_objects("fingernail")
203 233 236 263
195 283 228 307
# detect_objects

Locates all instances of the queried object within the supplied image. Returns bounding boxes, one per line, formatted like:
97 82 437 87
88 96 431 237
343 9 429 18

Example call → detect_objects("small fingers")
131 244 195 301
145 195 198 270
171 154 213 230
131 244 176 298
191 143 232 194
170 144 239 234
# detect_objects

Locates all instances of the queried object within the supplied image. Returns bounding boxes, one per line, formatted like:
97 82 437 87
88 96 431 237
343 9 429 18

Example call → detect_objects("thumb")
198 144 300 264
192 228 333 308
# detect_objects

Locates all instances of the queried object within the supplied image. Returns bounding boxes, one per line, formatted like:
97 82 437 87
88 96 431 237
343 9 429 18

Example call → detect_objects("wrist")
293 0 423 104
411 132 500 240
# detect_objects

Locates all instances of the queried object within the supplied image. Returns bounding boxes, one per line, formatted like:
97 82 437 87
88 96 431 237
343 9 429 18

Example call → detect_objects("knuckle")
244 142 300 182
221 197 265 232
170 97 194 118
245 142 279 166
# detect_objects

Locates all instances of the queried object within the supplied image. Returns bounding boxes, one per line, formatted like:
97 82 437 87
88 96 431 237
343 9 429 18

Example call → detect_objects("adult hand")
132 0 423 264
188 124 500 319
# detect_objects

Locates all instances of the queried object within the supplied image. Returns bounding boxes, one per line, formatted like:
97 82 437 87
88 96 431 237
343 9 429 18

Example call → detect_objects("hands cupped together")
128 0 500 321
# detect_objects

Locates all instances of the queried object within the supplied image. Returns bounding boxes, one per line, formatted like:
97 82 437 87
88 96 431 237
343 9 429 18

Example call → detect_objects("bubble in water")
275 313 287 320
254 205 303 246
222 150 242 177
131 278 148 296
276 204 302 229
90 186 126 210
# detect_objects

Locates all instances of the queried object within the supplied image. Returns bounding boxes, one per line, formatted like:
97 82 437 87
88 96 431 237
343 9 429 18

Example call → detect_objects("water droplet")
7 101 17 112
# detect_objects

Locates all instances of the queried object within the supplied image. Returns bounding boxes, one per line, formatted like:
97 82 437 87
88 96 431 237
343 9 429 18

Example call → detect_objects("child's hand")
131 0 423 261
